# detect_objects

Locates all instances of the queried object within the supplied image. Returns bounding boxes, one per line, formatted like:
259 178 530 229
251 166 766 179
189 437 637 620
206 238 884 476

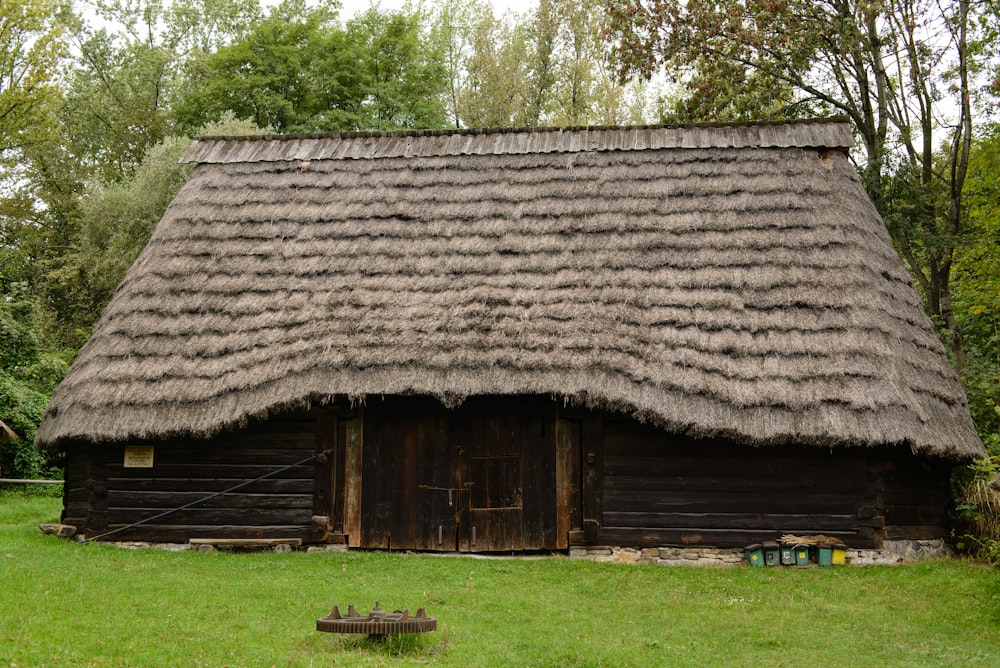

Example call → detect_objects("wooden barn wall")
59 398 956 550
583 416 892 547
62 442 102 531
62 413 321 543
867 449 953 541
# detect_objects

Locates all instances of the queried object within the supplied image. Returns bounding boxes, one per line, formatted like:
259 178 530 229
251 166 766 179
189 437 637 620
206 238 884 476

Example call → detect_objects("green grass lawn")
2 491 999 667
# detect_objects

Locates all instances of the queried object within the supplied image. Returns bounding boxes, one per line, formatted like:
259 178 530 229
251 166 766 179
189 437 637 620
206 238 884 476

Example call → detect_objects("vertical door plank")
342 409 364 548
581 413 603 540
554 416 580 549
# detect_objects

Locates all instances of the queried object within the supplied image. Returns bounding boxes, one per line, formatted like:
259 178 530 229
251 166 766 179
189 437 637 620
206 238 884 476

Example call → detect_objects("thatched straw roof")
0 419 17 444
36 120 984 459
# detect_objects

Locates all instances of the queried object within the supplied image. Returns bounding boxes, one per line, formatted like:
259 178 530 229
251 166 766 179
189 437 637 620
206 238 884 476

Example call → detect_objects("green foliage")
66 21 176 181
0 0 70 159
175 2 450 133
458 7 536 127
46 135 194 340
162 0 262 55
454 0 652 128
347 7 450 130
174 0 367 132
954 126 1000 448
954 456 1000 565
0 295 71 479
605 0 830 122
195 109 274 138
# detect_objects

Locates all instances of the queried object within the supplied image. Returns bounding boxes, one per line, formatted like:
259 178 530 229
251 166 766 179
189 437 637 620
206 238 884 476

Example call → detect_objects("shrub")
954 455 1000 565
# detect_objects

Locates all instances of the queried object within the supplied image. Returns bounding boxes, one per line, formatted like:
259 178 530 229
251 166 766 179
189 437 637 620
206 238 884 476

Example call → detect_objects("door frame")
326 396 576 552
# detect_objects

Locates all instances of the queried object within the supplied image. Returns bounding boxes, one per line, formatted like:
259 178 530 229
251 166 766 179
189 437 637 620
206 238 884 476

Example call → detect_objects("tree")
347 6 450 130
174 0 368 133
455 0 652 129
545 0 648 126
457 6 535 127
954 125 1000 452
605 0 988 372
0 290 71 478
164 0 262 56
176 1 450 134
429 0 488 128
0 0 70 260
0 0 69 162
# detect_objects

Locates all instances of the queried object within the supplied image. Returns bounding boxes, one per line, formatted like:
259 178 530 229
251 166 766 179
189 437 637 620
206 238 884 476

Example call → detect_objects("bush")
0 296 71 479
954 455 1000 565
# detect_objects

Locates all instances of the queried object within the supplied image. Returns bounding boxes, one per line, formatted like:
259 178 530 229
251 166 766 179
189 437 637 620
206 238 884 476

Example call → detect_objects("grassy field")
2 491 999 667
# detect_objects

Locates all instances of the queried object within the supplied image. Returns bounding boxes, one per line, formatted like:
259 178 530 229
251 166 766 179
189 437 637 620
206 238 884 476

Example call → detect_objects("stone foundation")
86 538 950 564
569 540 951 566
845 539 950 565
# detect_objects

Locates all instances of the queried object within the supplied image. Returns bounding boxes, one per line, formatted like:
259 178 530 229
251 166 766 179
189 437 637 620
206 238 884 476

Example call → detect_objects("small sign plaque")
123 445 154 468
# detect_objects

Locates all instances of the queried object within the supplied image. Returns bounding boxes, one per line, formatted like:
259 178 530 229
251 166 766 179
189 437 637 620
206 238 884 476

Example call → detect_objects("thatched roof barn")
37 120 984 551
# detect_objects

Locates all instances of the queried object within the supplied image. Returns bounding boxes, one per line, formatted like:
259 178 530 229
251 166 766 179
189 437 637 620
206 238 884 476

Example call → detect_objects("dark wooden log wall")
59 398 957 550
62 413 320 543
63 442 102 531
580 417 952 550
869 450 953 541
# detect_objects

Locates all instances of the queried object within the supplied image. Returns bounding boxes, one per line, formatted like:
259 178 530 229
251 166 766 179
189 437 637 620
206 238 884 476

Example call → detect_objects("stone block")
38 523 77 538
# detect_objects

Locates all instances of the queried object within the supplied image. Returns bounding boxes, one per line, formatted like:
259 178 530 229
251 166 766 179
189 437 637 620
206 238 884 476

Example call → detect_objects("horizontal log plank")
107 477 313 495
881 489 950 506
604 432 867 458
604 455 865 479
604 474 866 495
603 511 860 532
883 505 946 526
104 464 314 479
64 487 91 504
106 507 314 526
106 490 313 510
118 443 315 459
189 538 302 547
603 489 861 514
89 524 313 543
884 525 946 540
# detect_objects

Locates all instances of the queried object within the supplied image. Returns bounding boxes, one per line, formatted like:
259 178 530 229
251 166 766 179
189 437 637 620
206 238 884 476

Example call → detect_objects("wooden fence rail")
0 478 64 485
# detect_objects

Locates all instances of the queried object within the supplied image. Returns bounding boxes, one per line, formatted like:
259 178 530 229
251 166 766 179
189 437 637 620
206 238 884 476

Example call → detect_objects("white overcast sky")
337 0 538 19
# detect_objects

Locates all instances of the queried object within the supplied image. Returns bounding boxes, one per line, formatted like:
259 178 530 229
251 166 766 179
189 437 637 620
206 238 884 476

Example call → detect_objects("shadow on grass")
311 630 449 661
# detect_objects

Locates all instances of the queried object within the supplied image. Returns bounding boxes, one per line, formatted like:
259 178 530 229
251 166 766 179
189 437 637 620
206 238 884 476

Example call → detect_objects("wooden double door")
350 397 569 552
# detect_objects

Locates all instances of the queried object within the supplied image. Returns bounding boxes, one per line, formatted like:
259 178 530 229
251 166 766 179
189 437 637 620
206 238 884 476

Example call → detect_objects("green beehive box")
745 543 764 567
794 545 810 566
763 541 780 566
816 546 833 566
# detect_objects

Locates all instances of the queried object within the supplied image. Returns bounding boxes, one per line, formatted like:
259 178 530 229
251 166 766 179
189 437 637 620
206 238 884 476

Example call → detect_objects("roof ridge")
197 116 852 144
183 118 854 164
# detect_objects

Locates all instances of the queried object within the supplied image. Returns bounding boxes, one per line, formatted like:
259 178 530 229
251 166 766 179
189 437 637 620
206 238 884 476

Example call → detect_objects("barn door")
358 400 458 550
456 402 525 552
352 397 561 552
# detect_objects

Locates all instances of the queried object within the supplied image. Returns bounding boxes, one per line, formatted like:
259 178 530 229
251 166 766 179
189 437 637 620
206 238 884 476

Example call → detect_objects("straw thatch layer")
0 419 17 444
37 122 983 459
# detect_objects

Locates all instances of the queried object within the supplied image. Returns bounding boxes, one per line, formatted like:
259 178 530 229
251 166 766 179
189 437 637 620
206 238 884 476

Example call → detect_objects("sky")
337 0 537 19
